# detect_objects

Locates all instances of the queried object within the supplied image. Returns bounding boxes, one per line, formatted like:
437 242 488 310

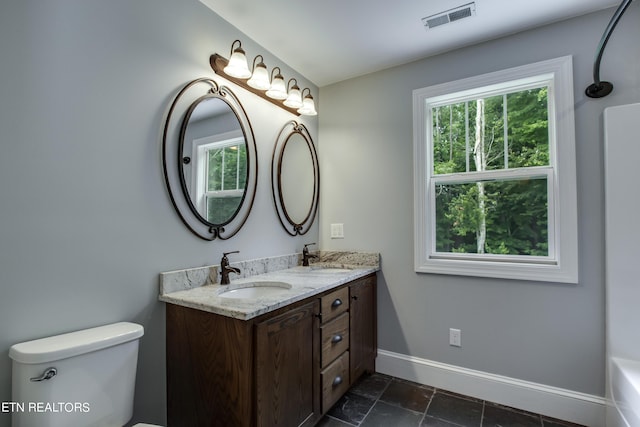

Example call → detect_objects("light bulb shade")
224 47 251 79
247 63 270 90
266 74 287 100
283 85 303 108
298 94 317 116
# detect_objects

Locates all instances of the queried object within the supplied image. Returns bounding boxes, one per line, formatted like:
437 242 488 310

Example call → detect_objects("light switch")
330 223 344 239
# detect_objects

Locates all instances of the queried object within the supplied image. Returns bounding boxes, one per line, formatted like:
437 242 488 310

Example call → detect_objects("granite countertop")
159 252 379 321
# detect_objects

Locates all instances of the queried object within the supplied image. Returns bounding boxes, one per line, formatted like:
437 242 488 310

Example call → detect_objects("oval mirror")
180 96 247 225
272 121 319 236
162 78 257 240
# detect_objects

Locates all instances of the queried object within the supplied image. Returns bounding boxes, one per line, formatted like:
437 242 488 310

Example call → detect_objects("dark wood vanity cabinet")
166 273 376 427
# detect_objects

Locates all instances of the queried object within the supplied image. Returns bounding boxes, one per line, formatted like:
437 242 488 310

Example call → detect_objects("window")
191 131 247 224
413 56 578 283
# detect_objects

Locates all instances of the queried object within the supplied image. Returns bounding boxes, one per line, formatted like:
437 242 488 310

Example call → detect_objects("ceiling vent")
422 2 476 30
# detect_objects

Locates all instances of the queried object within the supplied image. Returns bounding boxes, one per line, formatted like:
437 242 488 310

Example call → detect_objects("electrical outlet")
449 328 461 347
330 223 344 239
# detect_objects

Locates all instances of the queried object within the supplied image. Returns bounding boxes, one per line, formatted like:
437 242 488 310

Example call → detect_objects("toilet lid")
132 424 163 427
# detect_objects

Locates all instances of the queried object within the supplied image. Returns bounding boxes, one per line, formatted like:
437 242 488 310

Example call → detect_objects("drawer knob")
332 376 343 387
331 334 343 344
331 299 343 308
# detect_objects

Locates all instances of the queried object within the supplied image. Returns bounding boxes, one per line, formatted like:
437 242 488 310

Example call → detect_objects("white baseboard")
376 349 606 427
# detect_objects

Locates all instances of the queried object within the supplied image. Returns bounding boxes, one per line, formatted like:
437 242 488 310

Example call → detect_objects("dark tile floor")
317 373 585 427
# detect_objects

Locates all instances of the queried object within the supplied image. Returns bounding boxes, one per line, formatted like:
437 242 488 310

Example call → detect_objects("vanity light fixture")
265 67 288 100
283 78 303 109
297 88 317 116
222 40 251 79
246 55 271 90
210 40 318 116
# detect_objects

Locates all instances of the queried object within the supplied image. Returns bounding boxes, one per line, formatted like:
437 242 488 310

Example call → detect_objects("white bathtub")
609 358 640 427
605 104 640 427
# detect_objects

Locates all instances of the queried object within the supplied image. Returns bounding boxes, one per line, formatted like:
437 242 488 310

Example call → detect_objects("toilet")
9 322 161 427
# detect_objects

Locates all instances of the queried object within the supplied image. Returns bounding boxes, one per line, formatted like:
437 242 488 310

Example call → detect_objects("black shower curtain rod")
585 0 634 98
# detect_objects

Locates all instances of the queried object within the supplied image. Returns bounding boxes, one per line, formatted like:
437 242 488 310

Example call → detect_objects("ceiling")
200 0 619 87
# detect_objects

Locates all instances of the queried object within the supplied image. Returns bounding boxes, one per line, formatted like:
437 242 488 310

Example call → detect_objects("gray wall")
318 5 640 396
2 1 639 425
0 1 317 425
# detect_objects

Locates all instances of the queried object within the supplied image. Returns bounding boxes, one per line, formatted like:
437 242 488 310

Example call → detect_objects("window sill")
415 257 578 284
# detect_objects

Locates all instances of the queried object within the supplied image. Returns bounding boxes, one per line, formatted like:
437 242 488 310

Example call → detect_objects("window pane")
207 144 247 192
432 103 467 174
207 195 242 224
207 148 223 192
222 146 238 190
237 144 247 189
435 177 548 256
432 87 549 175
507 88 549 168
476 95 505 172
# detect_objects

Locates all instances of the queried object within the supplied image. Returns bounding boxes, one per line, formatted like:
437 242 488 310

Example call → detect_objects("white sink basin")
219 281 292 299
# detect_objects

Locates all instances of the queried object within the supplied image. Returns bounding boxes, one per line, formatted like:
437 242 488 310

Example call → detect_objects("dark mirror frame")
271 121 319 236
162 78 258 240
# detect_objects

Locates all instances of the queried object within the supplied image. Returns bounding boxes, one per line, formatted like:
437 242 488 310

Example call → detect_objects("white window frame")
413 56 578 283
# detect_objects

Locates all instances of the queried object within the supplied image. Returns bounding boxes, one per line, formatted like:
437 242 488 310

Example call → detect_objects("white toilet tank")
9 322 144 427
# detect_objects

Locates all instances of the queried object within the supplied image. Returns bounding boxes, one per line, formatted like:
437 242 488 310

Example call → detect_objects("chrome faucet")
220 251 241 285
302 243 318 266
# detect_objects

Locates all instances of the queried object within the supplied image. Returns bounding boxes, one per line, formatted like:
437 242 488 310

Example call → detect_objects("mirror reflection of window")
205 141 247 224
191 131 246 224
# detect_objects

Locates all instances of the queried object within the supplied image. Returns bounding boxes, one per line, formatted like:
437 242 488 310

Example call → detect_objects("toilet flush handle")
30 367 57 382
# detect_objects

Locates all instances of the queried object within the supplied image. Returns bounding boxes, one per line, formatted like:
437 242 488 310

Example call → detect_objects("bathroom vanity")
160 254 378 427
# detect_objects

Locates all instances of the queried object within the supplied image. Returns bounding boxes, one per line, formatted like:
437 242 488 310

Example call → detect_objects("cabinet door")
349 275 377 382
166 304 254 427
255 300 321 427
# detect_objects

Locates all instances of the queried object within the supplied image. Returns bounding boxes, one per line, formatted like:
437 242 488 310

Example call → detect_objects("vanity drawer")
321 287 349 321
320 312 349 368
321 351 350 412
